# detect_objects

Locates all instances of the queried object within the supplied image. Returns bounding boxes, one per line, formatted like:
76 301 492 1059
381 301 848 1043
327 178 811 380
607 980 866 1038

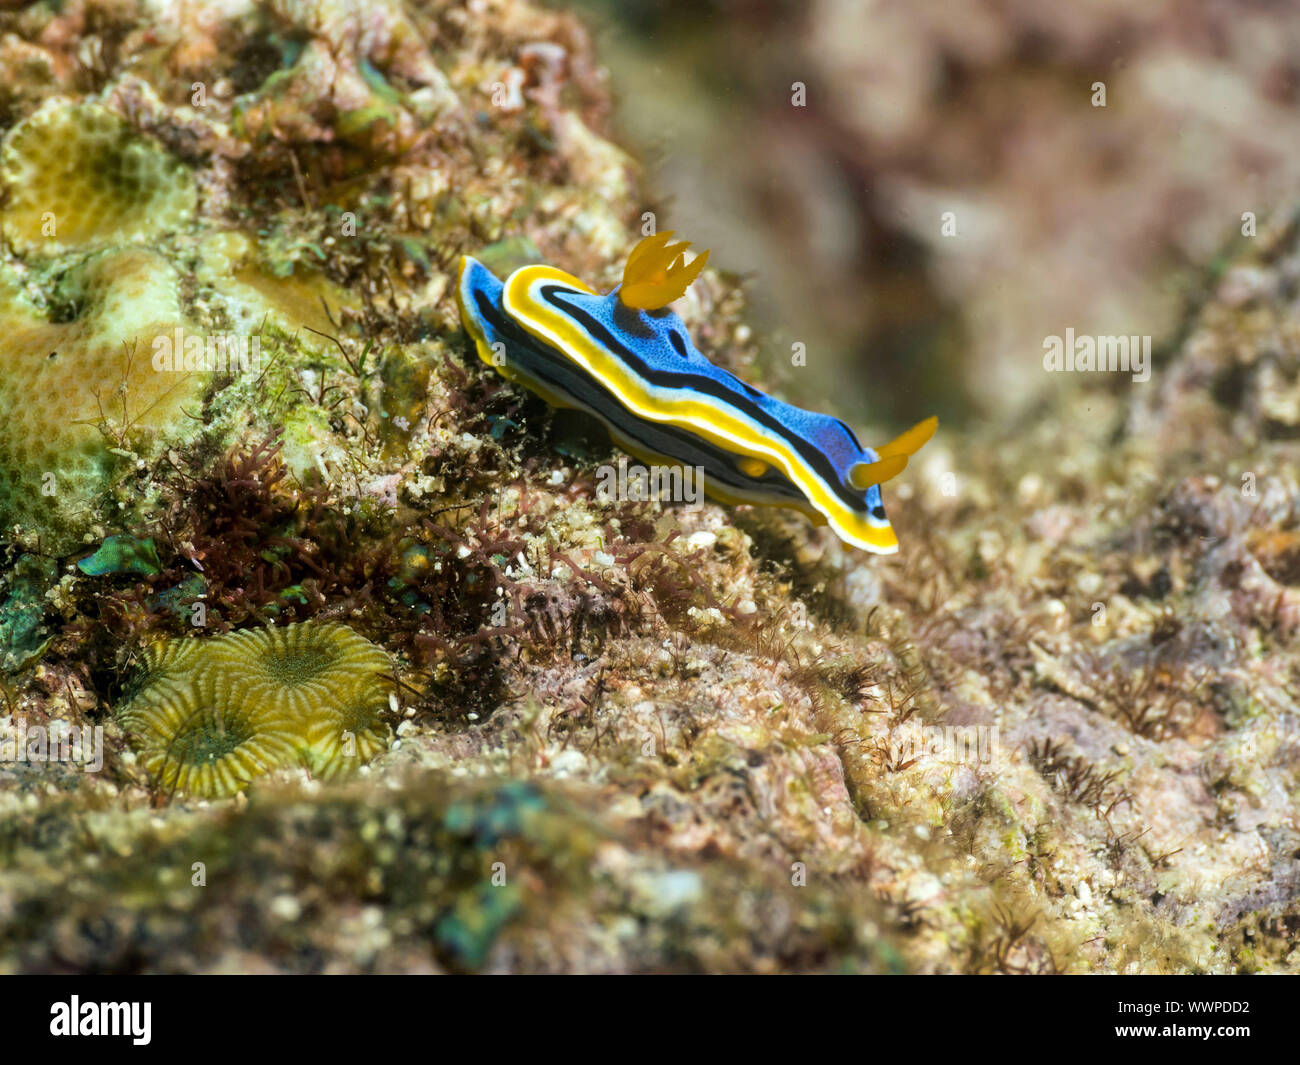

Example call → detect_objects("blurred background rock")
570 0 1300 428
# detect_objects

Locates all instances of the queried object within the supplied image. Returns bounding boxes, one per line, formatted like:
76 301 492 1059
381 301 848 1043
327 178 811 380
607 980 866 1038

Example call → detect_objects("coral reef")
0 0 1296 974
0 247 201 549
120 669 302 799
118 622 394 796
0 100 195 254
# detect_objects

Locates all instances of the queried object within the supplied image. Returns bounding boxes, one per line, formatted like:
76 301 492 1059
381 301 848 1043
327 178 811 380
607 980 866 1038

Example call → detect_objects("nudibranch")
456 232 936 554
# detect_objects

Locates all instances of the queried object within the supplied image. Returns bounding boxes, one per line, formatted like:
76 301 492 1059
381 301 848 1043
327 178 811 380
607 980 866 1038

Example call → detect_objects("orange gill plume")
618 231 711 311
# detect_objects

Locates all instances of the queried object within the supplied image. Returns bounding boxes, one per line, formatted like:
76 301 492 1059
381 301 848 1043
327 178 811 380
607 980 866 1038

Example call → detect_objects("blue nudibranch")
456 232 936 554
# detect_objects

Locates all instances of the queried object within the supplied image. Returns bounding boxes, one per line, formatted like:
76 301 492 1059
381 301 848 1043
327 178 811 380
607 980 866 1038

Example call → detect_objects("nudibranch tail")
456 234 936 555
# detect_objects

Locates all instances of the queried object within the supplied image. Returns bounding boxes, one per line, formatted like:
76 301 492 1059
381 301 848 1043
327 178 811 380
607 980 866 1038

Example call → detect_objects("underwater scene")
0 0 1297 1000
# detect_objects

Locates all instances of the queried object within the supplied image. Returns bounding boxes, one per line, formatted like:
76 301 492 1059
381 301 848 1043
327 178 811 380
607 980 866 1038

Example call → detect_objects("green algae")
77 535 163 577
0 554 55 671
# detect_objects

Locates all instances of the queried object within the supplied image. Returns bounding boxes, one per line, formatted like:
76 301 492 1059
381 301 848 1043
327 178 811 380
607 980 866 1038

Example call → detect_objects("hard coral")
119 622 394 797
0 100 195 254
0 247 201 548
208 621 394 777
119 671 301 800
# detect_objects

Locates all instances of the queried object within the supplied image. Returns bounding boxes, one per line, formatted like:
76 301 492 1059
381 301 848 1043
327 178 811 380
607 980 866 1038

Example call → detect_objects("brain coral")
0 99 195 254
0 247 202 547
120 622 395 797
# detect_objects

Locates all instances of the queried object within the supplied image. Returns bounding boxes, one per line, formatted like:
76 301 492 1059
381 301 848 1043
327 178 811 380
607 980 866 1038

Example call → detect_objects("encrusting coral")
0 100 195 254
0 100 371 549
118 622 394 796
0 247 201 548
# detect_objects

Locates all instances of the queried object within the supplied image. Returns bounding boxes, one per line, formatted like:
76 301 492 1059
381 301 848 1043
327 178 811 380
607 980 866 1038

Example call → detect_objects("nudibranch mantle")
456 232 935 554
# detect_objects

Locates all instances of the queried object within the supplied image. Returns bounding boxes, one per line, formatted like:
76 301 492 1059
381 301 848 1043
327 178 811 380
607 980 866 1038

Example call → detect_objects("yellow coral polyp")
122 675 301 800
618 231 710 310
298 692 394 781
117 622 395 798
207 622 394 718
0 100 196 254
127 639 204 705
